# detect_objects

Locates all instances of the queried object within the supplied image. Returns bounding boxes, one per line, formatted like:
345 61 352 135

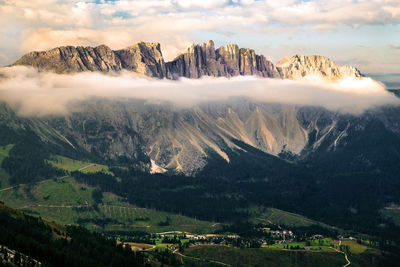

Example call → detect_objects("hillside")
0 153 337 234
0 202 149 267
0 102 398 265
183 244 379 267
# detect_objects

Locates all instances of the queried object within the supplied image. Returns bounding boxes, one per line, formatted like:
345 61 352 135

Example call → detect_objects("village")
119 225 360 255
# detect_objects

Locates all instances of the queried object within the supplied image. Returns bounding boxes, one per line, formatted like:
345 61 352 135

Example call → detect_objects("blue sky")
1 0 399 76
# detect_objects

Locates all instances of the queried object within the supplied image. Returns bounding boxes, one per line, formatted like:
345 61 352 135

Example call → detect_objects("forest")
0 203 148 267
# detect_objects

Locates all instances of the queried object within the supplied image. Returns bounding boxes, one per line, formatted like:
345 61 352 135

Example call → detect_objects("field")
0 154 220 234
264 238 337 252
118 241 155 251
48 155 111 174
0 144 13 188
251 207 332 228
0 175 219 234
183 245 347 267
1 152 338 235
342 241 368 254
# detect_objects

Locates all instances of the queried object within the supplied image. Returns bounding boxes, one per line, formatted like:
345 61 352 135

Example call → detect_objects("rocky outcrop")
166 41 281 79
277 54 362 80
216 45 281 77
13 45 122 73
13 42 167 77
216 44 281 78
12 40 362 80
166 40 225 79
115 42 167 78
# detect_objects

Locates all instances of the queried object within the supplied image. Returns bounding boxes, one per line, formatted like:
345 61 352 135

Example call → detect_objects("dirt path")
19 204 90 209
78 164 95 171
0 176 68 192
332 242 351 267
343 252 351 267
0 185 18 192
173 248 231 267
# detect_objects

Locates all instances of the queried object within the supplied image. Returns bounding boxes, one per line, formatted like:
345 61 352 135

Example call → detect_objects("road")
332 241 351 267
0 176 68 192
78 164 95 171
0 163 95 193
0 162 97 193
173 247 231 267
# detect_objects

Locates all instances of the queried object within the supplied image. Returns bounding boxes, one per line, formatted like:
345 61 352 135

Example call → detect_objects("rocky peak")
13 42 167 78
277 54 362 80
13 45 122 73
215 44 240 76
215 44 281 78
166 40 225 79
115 42 167 78
166 41 280 79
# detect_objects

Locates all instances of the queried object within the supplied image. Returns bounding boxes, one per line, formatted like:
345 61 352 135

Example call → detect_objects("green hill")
184 245 346 267
0 144 13 188
0 174 220 234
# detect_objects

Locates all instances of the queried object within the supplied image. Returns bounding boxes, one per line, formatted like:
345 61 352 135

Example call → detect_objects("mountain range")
2 40 395 175
12 40 361 80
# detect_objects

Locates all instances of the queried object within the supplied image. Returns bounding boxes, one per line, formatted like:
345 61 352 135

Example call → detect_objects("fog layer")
0 66 398 117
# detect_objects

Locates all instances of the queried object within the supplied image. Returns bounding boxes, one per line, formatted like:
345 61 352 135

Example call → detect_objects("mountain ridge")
12 40 362 80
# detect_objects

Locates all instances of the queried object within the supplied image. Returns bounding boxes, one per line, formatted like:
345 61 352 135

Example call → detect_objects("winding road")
332 241 351 267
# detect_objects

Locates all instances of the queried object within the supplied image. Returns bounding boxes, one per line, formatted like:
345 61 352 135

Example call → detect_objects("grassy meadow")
48 155 112 174
0 173 219 234
183 245 347 267
0 144 13 188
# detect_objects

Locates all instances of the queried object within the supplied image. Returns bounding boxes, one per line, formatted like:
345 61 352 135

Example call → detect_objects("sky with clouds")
0 0 400 75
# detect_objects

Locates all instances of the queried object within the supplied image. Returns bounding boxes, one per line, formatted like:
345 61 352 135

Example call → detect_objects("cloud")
1 0 400 66
369 73 400 89
19 27 193 61
0 66 398 117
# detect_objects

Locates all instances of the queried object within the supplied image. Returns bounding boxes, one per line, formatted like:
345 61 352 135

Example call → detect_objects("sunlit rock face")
24 98 355 175
13 45 122 73
215 44 281 78
13 40 360 81
13 42 167 77
166 40 226 79
165 41 281 79
115 42 167 78
276 54 362 80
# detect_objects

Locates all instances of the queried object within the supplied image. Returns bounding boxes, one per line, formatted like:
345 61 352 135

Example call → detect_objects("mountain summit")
12 40 362 80
277 54 362 80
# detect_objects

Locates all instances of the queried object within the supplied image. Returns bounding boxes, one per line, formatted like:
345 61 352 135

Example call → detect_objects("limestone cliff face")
13 42 167 77
215 44 240 76
166 41 281 79
26 98 376 175
13 45 122 73
276 54 362 80
33 100 311 174
13 41 362 80
115 42 167 78
215 44 281 78
166 40 226 79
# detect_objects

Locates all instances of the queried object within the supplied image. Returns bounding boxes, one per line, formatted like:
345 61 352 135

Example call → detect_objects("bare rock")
115 42 167 78
12 41 362 81
276 54 362 80
13 45 122 73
